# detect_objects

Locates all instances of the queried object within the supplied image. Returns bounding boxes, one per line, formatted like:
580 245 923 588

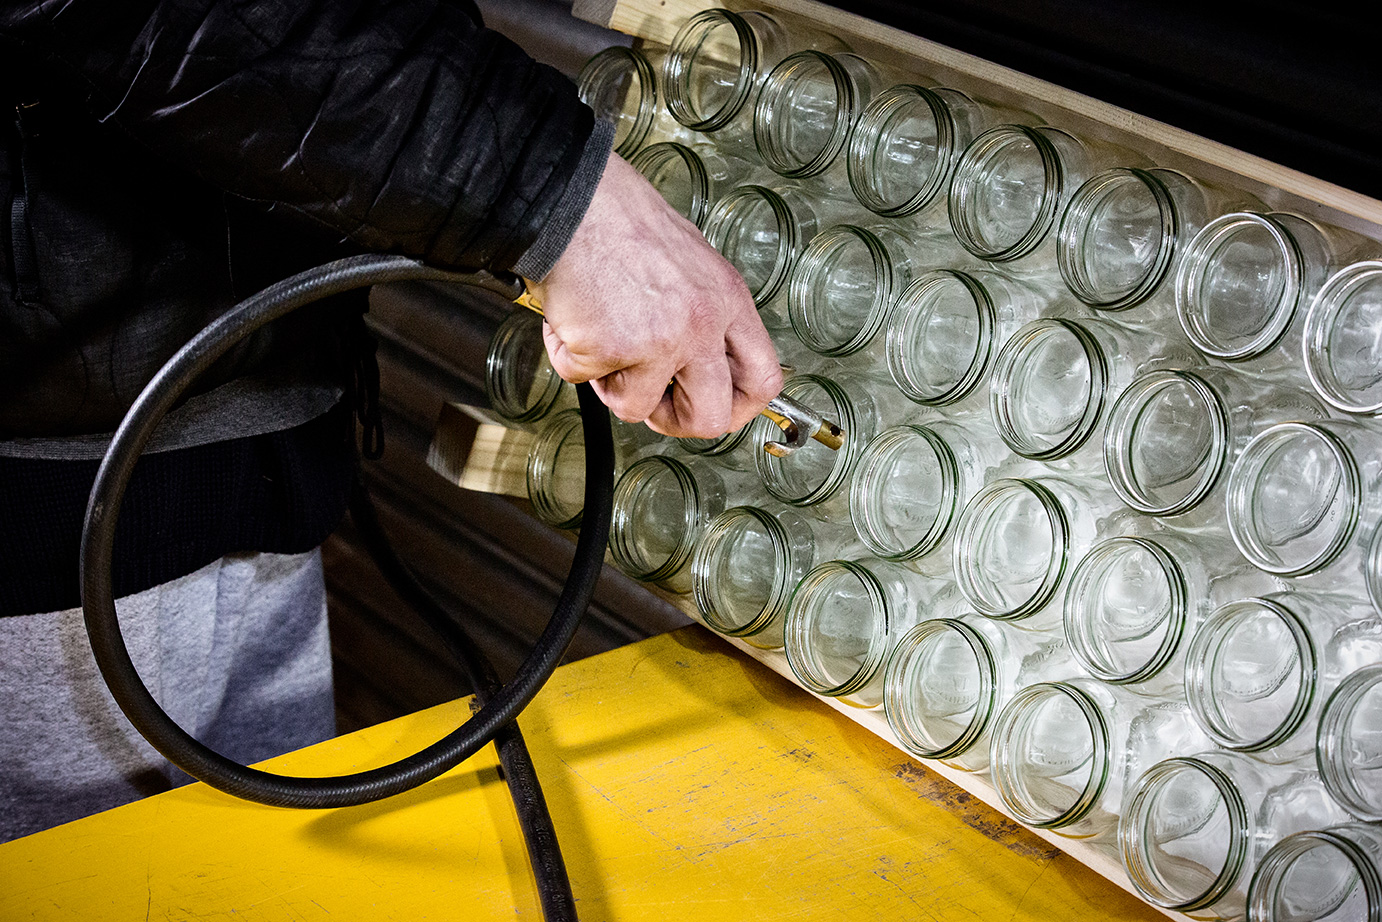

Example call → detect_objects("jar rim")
1303 260 1382 414
753 50 855 178
849 425 959 560
953 477 1069 620
526 408 586 529
1103 369 1229 516
1119 756 1250 910
628 141 712 228
485 310 568 424
1317 663 1382 822
884 618 997 759
702 184 799 307
692 505 799 639
948 124 1065 262
610 455 703 583
846 83 957 217
989 318 1108 461
664 8 759 132
788 226 897 357
990 681 1109 828
886 269 995 405
1248 828 1382 921
1057 167 1179 310
1175 211 1306 360
784 559 892 698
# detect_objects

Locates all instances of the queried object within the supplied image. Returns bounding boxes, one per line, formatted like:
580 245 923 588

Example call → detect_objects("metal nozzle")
759 393 846 458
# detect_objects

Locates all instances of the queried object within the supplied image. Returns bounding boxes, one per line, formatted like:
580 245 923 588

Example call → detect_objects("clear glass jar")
1175 211 1341 368
1317 664 1382 822
609 455 727 593
953 474 1110 626
784 558 944 707
753 50 888 179
1303 260 1382 415
628 140 757 229
1121 752 1350 918
1225 419 1382 581
885 609 1068 771
848 420 1007 562
662 9 795 136
1248 822 1382 922
1063 522 1278 698
1184 590 1382 762
753 373 878 523
526 408 588 530
691 503 817 649
948 125 1116 264
989 315 1200 466
989 677 1210 840
845 83 984 217
701 183 818 329
884 267 1055 411
786 223 917 357
484 309 576 427
577 44 686 156
1103 366 1326 527
1056 167 1232 315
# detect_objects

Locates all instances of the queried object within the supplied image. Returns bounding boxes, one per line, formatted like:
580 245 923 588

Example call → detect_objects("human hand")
531 151 782 439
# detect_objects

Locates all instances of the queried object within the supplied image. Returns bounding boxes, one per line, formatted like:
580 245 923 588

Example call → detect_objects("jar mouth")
990 318 1107 461
784 560 892 700
1103 370 1229 516
1225 422 1359 576
954 478 1068 620
1184 598 1314 751
1064 537 1186 684
609 456 702 584
754 50 855 178
1057 168 1178 310
949 124 1064 261
886 270 994 405
576 46 657 157
692 506 798 641
702 184 798 307
1176 212 1305 360
1317 664 1382 822
754 375 859 505
849 425 959 561
526 408 586 529
664 8 758 132
628 142 711 228
885 618 997 759
990 682 1108 828
846 84 957 216
1119 757 1249 910
1304 260 1382 414
485 310 567 424
789 226 896 356
1249 830 1382 922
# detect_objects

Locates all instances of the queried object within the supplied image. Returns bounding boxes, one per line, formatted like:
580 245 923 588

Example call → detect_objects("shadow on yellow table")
0 626 1163 921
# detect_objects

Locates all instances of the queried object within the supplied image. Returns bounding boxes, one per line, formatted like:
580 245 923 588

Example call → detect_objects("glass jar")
691 503 817 649
577 44 686 156
784 558 944 707
701 183 817 329
1121 752 1350 918
1317 664 1382 822
849 420 1007 562
952 474 1110 626
628 140 758 229
1103 366 1326 528
845 83 985 217
752 373 878 523
1184 590 1382 762
989 315 1200 467
526 408 589 530
1174 211 1342 369
484 309 576 427
662 9 795 137
1225 419 1382 582
884 267 1055 411
753 50 889 179
1248 823 1382 922
989 677 1210 840
948 125 1117 264
609 455 727 594
1303 260 1382 415
1056 167 1235 315
885 609 1068 771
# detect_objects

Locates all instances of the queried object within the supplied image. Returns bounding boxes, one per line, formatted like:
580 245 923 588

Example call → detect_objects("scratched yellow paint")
0 627 1163 921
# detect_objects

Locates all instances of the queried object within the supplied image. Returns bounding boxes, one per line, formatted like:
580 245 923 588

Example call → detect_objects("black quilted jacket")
0 0 600 614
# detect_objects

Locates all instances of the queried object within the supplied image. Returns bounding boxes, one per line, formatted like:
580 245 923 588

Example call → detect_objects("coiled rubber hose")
78 254 613 914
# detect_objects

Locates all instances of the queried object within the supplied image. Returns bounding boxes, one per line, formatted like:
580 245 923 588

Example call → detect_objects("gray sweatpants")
0 549 336 843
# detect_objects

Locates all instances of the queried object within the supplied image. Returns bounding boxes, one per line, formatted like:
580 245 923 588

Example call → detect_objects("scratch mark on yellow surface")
892 762 1061 862
1011 856 1052 921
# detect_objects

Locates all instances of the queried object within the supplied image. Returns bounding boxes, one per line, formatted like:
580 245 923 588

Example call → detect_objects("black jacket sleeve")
0 0 599 272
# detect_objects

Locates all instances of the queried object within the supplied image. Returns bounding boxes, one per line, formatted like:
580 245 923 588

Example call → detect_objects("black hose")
79 252 614 817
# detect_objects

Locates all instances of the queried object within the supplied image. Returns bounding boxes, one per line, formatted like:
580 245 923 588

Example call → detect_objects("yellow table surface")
1 626 1163 921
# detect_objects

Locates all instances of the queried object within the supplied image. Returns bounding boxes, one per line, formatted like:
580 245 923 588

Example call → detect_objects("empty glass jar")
1317 664 1382 822
1303 260 1382 415
485 309 576 427
609 455 727 593
885 267 1054 411
577 44 684 156
526 408 588 530
1120 752 1350 918
701 183 819 328
1248 823 1382 922
662 9 795 138
629 140 756 228
753 50 887 179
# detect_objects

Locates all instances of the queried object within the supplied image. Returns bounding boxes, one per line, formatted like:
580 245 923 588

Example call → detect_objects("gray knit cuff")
511 118 618 281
